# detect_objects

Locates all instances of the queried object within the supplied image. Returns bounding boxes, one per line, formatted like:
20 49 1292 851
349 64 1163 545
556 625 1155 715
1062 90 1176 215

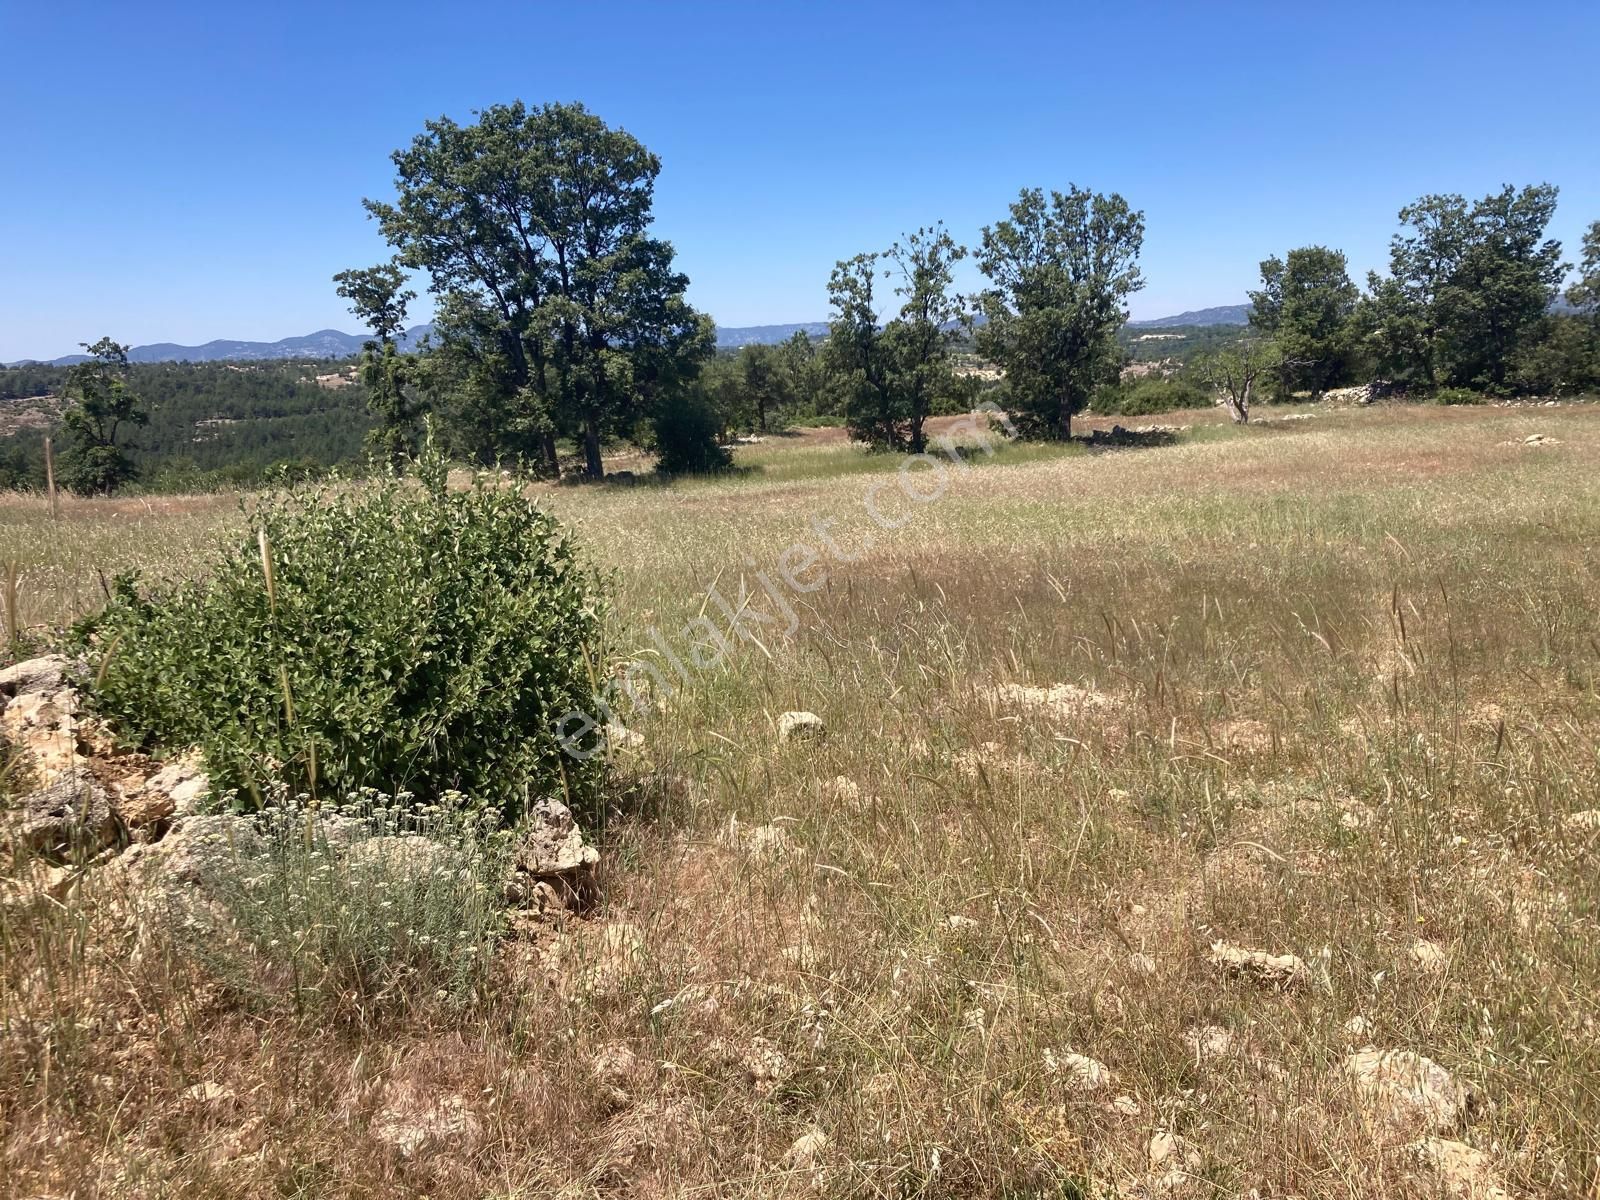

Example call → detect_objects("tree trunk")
583 414 604 479
1231 381 1252 424
541 432 559 478
1057 396 1072 441
910 411 926 454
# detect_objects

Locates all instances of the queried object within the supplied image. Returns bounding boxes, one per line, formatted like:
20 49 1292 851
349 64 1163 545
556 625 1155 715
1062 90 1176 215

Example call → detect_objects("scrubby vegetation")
4 402 1600 1197
191 792 510 1018
4 82 1600 1200
1092 375 1212 416
72 454 607 820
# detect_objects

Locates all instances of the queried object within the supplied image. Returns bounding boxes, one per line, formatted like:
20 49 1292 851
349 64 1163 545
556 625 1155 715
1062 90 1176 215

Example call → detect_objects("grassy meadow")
4 399 1600 1197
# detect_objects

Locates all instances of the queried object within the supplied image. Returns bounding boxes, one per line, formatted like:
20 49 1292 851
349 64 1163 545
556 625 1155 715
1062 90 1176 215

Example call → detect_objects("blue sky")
2 1 1597 361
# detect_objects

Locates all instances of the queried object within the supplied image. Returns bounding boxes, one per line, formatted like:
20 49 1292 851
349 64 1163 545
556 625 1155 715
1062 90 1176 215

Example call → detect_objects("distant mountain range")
28 326 436 366
1127 304 1252 328
714 322 831 348
10 307 1258 366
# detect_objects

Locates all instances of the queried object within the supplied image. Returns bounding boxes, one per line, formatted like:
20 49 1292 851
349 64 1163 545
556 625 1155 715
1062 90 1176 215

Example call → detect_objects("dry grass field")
4 399 1600 1198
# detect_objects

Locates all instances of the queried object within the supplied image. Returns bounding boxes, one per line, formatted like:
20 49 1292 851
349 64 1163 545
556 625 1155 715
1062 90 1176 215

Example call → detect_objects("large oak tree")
1363 185 1566 391
360 101 707 477
975 186 1144 440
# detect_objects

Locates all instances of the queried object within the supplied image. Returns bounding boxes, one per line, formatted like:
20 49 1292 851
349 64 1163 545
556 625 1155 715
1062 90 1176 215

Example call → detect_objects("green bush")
1093 375 1213 416
1432 386 1488 406
653 392 732 474
74 461 608 821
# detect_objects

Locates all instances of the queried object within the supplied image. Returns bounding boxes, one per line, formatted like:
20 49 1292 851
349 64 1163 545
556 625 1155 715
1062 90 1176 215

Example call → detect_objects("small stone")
1344 1015 1374 1039
373 1090 479 1158
1562 810 1600 836
745 822 795 861
1208 940 1309 989
512 796 600 908
345 834 461 881
127 813 263 891
1107 1094 1141 1116
590 1043 642 1106
1408 939 1450 975
820 775 861 804
606 723 646 752
140 753 211 817
1044 1049 1112 1092
984 681 1119 720
1343 1048 1467 1135
1149 1129 1202 1172
782 1126 829 1171
1183 1025 1234 1060
0 654 67 696
111 778 175 828
778 711 825 742
185 1081 235 1103
0 860 74 919
1410 1137 1510 1199
1129 952 1158 977
741 1037 791 1093
5 777 116 861
944 914 979 931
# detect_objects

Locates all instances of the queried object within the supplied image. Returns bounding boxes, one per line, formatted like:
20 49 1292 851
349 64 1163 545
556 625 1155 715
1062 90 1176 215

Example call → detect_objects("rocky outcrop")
777 711 825 742
1207 940 1310 989
0 654 79 786
4 776 116 860
507 796 600 910
1343 1048 1468 1136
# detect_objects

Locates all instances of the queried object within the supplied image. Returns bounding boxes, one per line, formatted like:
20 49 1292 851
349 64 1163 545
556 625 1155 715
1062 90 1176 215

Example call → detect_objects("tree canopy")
335 261 424 468
360 100 710 477
59 338 148 494
1362 185 1566 391
975 186 1144 440
1248 246 1358 396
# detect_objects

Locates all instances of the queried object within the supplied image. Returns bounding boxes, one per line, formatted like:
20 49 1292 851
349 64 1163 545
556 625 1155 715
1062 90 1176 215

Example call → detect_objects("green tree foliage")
362 101 710 478
334 261 425 468
1092 374 1212 416
778 330 828 418
75 452 607 821
0 357 376 492
59 338 148 494
1363 185 1567 391
736 342 790 433
825 225 967 452
1569 220 1600 317
879 224 967 452
975 186 1144 440
824 253 898 450
1248 246 1359 396
652 388 732 474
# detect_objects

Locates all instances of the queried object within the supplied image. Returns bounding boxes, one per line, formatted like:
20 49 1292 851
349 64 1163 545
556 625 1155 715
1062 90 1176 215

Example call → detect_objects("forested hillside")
0 359 372 490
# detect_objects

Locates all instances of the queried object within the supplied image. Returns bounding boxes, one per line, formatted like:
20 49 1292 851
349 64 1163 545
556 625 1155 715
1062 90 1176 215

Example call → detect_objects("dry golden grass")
3 400 1600 1197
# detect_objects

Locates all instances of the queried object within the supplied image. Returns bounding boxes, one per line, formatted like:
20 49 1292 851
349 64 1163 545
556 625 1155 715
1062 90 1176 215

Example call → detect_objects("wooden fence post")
43 436 58 519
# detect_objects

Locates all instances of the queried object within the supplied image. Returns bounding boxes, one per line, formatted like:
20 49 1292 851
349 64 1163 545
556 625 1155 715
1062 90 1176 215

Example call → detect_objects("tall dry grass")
2 401 1599 1197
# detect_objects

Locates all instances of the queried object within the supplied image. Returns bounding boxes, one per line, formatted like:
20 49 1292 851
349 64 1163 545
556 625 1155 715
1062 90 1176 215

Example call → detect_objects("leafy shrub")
75 460 607 821
1093 375 1212 416
186 791 508 1017
1432 386 1487 406
653 392 732 474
